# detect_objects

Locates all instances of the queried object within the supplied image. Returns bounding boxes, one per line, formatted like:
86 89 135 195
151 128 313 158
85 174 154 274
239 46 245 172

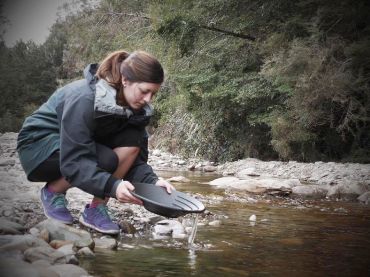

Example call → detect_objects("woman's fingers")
155 179 175 194
116 181 143 205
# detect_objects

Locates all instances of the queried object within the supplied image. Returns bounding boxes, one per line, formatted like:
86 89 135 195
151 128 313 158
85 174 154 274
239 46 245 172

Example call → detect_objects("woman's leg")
90 146 140 206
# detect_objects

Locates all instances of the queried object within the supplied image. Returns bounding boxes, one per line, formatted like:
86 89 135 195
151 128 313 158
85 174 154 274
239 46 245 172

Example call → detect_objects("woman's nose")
143 93 153 103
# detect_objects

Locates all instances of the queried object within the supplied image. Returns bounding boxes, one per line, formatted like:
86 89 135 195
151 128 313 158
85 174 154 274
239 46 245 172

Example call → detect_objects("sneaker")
79 204 120 235
40 185 73 224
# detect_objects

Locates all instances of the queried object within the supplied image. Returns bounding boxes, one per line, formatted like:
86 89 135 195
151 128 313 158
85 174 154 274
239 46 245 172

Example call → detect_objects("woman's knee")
114 146 140 163
96 145 119 173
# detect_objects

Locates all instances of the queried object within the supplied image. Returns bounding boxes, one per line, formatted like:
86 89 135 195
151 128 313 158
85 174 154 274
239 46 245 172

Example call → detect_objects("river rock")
292 185 329 199
249 215 257 222
326 182 370 200
24 246 67 264
47 264 89 277
57 243 76 259
0 158 16 166
77 246 95 257
34 219 94 249
93 236 117 250
0 257 56 277
208 220 222 227
210 176 300 193
39 229 50 243
236 167 260 177
203 165 217 172
0 234 50 252
153 219 186 239
0 217 26 235
119 220 136 234
32 261 60 277
167 176 191 183
357 191 370 204
209 177 240 187
50 239 73 249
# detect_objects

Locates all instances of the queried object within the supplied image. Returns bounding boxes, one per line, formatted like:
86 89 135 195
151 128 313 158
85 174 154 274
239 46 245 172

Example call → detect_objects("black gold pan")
131 182 206 218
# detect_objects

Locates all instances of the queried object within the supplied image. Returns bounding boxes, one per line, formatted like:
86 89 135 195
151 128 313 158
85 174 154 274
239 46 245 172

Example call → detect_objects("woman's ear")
122 77 127 87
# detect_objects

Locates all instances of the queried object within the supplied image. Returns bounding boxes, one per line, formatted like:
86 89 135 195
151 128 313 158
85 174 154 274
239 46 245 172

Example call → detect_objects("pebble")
208 220 222 227
77 247 95 257
249 214 257 221
93 236 118 250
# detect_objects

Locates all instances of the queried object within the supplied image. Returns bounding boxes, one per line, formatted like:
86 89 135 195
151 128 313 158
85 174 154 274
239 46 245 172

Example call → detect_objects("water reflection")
80 170 370 277
188 248 197 273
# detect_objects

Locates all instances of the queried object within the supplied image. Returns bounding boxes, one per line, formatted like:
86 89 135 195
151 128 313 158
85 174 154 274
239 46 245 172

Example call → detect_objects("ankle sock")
46 184 58 193
90 199 104 208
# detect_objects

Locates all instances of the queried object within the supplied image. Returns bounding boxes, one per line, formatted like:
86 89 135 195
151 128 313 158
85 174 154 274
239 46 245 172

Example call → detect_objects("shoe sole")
40 194 74 225
79 215 120 235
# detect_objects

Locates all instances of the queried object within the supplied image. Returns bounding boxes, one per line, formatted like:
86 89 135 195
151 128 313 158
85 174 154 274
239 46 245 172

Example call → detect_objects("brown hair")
96 50 164 105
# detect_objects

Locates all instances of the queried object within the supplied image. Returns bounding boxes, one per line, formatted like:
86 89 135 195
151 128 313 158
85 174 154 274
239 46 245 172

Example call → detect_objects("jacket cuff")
104 175 120 198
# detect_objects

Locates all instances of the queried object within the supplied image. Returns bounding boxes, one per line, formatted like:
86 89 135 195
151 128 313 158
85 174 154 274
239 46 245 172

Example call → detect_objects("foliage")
1 0 369 162
0 39 61 131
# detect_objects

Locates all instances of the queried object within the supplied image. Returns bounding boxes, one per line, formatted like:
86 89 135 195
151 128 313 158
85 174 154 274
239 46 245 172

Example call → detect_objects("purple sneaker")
40 185 73 224
79 204 120 235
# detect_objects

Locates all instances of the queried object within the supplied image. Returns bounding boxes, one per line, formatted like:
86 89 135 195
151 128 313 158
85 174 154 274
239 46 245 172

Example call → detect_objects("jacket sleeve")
57 90 120 199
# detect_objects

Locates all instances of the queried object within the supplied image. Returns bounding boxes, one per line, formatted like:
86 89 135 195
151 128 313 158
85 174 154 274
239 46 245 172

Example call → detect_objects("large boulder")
0 217 27 235
292 185 329 199
209 176 301 193
24 246 67 264
48 264 89 277
0 234 50 252
34 219 94 250
0 257 58 277
326 182 370 200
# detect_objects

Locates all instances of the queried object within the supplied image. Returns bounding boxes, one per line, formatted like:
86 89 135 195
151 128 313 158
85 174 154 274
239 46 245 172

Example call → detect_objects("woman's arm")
57 87 120 199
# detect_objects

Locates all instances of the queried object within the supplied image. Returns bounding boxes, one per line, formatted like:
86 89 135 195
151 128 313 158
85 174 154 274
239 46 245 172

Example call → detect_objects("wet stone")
24 246 67 264
93 236 117 250
119 220 136 234
0 217 26 235
77 246 95 257
47 264 89 277
0 234 50 252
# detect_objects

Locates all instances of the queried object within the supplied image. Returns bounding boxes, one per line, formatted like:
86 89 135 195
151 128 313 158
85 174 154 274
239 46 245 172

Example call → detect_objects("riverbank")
148 145 370 203
0 132 369 275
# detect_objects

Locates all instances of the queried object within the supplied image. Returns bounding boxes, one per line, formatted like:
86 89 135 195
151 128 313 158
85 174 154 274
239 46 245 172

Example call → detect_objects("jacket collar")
94 79 153 118
84 63 99 90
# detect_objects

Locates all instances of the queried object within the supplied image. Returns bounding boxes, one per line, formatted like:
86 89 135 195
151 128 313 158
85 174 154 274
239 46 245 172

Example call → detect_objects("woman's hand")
116 180 143 205
155 179 175 194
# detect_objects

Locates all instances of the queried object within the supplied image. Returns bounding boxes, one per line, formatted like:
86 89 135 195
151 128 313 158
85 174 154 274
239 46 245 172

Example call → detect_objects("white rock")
249 214 257 222
236 167 260 178
153 219 186 239
292 185 328 198
152 149 161 156
167 176 191 183
208 220 222 227
209 177 240 187
93 237 117 250
48 264 89 277
357 191 370 204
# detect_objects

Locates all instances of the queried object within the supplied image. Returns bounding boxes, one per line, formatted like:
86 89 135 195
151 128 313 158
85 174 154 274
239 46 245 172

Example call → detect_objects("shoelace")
51 194 68 209
96 204 111 219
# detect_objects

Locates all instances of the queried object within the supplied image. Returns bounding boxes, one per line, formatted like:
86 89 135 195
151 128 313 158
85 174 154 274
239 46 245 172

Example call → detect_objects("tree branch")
198 25 256 41
103 12 256 41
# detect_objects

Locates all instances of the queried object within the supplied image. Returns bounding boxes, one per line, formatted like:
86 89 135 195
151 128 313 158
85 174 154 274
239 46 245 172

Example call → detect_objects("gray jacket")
17 64 158 198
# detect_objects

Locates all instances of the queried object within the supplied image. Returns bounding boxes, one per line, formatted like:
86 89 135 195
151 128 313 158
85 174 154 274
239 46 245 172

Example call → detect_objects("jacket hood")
84 63 99 89
94 78 153 121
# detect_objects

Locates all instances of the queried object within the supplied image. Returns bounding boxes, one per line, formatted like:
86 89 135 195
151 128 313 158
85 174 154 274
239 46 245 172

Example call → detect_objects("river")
80 170 370 276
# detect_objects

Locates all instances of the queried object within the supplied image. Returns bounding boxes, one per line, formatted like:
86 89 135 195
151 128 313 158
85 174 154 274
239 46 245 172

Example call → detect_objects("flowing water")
81 171 370 277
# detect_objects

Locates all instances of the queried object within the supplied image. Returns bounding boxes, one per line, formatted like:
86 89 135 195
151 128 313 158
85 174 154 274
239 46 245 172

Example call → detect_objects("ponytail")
96 50 164 106
96 50 130 91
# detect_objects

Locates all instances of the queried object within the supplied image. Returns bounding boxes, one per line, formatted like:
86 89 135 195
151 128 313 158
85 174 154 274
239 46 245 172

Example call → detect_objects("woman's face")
122 78 161 110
